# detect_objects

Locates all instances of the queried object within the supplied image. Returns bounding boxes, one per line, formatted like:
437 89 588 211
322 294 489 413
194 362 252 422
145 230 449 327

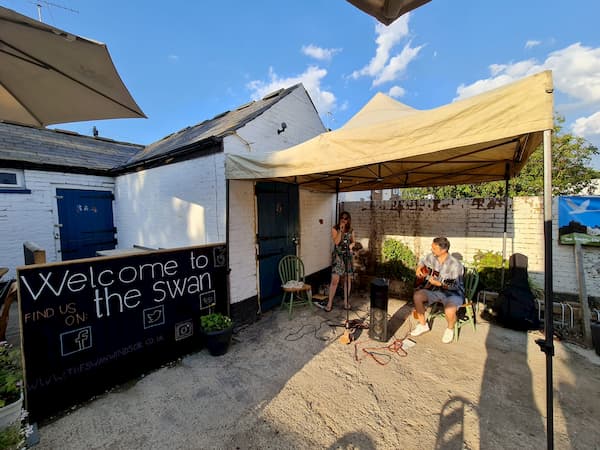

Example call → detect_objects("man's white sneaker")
410 323 430 337
442 328 454 344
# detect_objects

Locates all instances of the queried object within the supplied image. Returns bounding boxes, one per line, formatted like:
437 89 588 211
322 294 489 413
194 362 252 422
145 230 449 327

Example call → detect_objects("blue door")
56 189 116 260
256 182 299 312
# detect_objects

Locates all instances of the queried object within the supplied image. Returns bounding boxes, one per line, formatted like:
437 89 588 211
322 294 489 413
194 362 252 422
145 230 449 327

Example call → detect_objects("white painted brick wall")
115 154 226 250
5 164 596 301
116 86 327 305
299 190 336 275
0 169 115 278
224 87 326 156
343 196 599 296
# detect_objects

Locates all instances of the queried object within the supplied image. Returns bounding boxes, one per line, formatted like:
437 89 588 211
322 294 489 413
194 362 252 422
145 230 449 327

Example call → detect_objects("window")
0 169 25 189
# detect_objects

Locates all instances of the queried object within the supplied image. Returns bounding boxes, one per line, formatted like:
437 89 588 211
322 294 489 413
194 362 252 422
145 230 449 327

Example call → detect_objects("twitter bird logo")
146 309 162 323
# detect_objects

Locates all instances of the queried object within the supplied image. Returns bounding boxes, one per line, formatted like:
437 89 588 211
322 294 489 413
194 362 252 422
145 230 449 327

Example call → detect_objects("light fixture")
277 122 287 134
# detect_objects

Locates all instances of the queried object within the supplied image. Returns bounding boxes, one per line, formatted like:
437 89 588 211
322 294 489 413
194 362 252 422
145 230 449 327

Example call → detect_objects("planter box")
0 392 22 429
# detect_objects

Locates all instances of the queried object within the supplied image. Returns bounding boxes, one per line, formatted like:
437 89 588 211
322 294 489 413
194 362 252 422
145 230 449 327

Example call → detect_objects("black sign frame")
17 244 228 422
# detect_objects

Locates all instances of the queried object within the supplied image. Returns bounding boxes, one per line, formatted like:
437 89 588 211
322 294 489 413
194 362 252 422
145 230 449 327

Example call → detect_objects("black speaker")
591 322 600 356
369 278 389 342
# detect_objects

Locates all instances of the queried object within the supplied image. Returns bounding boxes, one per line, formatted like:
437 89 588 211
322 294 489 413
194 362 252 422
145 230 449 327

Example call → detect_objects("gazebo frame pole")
535 128 554 450
501 164 509 288
336 178 341 218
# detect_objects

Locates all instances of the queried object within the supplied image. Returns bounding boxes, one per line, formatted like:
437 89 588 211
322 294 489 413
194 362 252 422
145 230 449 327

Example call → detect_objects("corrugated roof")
122 84 301 168
0 122 142 172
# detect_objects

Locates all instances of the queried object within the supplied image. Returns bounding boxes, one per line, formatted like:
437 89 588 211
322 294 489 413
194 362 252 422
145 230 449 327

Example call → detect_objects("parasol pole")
535 128 554 450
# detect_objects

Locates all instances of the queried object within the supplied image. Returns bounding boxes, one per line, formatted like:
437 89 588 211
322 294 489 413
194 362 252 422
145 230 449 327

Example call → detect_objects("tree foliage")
399 115 599 199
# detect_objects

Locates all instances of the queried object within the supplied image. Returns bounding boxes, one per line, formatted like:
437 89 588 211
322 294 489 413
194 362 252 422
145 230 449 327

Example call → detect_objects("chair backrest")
464 267 479 302
278 255 305 284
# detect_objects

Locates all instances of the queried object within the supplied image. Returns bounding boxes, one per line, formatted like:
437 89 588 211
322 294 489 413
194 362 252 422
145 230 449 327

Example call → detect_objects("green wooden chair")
278 255 314 319
428 267 479 342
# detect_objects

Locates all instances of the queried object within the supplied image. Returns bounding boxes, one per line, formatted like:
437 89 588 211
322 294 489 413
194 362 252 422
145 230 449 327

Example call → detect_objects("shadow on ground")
9 295 599 449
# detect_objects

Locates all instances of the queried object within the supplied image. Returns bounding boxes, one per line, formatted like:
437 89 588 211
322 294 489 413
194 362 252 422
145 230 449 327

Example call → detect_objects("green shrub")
0 343 22 408
376 239 417 282
0 423 23 450
200 313 232 332
470 250 508 292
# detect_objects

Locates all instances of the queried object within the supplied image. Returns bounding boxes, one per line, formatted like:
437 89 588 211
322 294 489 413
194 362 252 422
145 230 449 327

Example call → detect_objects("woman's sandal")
324 305 333 312
343 304 352 311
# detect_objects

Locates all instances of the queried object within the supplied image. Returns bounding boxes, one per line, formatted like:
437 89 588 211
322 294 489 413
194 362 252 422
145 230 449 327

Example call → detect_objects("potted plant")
200 313 233 356
0 343 23 429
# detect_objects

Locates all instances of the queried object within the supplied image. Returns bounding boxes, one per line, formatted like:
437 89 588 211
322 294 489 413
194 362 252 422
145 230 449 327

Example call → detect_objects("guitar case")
494 253 540 331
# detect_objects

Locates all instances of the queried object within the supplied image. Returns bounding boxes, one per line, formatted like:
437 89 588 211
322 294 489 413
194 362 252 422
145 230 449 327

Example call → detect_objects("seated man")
410 237 465 343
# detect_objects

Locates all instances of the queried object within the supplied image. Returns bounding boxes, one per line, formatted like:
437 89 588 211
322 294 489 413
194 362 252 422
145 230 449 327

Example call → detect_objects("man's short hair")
433 236 450 251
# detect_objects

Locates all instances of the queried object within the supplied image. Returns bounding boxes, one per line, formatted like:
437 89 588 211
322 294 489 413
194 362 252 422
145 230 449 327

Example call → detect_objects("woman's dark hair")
335 211 352 231
433 236 450 251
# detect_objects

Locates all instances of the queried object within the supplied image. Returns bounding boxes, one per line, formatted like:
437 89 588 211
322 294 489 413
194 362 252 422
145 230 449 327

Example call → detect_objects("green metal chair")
278 255 314 319
428 267 479 342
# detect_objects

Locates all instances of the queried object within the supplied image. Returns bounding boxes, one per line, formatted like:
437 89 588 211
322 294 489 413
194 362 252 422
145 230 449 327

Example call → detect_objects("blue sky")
5 0 600 167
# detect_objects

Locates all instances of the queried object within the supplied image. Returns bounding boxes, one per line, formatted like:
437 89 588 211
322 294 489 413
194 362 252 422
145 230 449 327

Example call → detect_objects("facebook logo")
60 326 93 356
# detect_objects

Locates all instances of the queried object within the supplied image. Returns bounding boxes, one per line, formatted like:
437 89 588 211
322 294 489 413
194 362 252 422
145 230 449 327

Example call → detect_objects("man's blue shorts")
423 289 464 308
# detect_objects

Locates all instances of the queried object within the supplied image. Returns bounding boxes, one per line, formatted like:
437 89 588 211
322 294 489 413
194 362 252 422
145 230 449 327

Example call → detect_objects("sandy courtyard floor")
23 294 600 449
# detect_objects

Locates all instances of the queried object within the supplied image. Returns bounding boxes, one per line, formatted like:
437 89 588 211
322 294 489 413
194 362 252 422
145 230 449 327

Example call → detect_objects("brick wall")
342 196 600 297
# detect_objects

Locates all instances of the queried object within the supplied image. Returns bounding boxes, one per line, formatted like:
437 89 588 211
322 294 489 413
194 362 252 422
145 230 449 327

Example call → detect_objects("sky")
4 0 600 167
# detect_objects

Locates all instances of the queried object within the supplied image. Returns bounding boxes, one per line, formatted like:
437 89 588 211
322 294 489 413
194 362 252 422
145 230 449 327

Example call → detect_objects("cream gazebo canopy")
226 71 553 193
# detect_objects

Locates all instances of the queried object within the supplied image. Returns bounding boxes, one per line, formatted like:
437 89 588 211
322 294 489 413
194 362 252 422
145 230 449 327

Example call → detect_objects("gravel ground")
11 294 600 450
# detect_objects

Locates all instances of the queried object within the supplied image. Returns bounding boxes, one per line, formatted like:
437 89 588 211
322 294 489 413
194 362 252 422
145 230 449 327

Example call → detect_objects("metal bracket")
535 338 555 356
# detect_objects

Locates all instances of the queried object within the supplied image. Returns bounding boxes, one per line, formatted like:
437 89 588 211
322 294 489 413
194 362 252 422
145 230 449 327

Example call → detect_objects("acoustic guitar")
414 265 456 291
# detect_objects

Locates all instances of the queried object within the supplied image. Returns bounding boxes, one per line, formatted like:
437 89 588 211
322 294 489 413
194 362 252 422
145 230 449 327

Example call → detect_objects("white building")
0 84 336 323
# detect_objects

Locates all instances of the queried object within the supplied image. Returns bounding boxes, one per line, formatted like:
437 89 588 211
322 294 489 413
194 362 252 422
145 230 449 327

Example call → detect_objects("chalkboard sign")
17 244 228 422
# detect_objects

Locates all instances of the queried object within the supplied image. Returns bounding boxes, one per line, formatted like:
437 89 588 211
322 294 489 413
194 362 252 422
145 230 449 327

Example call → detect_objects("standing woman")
325 211 355 312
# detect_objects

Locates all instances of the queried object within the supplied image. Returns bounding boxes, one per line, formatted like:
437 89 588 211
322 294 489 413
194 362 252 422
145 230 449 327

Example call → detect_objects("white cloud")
351 14 422 87
573 111 600 136
546 43 600 102
454 42 600 155
301 44 341 61
455 59 541 100
168 54 179 62
374 44 422 86
247 66 336 115
525 40 541 49
455 43 600 103
388 86 406 98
